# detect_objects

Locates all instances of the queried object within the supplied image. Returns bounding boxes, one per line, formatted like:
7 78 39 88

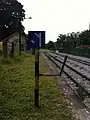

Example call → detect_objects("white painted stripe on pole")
35 33 41 47
39 33 41 47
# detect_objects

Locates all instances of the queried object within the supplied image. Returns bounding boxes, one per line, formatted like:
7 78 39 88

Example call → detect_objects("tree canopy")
0 0 25 40
46 29 90 51
79 30 90 45
55 30 90 50
46 41 55 50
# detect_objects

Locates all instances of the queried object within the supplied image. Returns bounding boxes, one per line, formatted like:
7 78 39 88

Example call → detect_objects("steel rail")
53 52 90 66
44 52 90 97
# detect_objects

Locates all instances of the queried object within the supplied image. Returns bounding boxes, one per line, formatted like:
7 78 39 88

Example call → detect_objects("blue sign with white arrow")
27 31 45 50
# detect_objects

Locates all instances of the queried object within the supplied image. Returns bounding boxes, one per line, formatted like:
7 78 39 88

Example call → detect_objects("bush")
59 48 90 58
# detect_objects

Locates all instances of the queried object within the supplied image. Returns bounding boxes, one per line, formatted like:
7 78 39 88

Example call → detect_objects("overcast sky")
18 0 90 43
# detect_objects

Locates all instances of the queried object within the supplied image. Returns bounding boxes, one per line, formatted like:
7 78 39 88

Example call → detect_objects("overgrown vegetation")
0 53 75 120
0 0 25 40
59 48 90 58
46 30 90 57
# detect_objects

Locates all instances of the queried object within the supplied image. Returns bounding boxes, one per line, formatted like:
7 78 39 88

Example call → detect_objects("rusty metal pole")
60 55 68 76
34 48 39 107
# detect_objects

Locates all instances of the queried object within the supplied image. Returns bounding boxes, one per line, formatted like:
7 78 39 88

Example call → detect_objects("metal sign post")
27 31 45 108
35 48 39 107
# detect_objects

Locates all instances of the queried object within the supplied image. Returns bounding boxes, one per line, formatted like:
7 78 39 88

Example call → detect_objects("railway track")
53 52 90 66
50 52 90 80
44 52 90 108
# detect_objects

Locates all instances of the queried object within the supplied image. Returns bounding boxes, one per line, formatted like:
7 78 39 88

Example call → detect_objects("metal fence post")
34 48 39 107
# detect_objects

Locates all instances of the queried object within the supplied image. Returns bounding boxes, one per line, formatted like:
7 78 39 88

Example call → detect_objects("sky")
18 0 90 43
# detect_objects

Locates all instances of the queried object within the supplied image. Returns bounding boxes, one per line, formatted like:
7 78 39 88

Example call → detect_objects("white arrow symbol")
31 40 35 44
35 33 41 47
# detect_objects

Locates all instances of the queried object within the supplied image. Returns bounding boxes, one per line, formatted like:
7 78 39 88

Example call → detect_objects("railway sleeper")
44 53 90 108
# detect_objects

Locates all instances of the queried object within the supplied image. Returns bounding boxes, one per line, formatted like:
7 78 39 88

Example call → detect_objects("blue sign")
27 31 45 50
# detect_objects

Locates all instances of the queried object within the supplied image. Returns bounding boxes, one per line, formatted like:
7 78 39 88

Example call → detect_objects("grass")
40 49 53 52
0 42 2 50
0 52 75 120
0 42 3 54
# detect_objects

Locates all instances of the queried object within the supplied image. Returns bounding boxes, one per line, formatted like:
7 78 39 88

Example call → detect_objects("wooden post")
34 48 39 107
10 42 14 58
3 40 8 58
60 55 68 76
32 48 35 55
19 30 21 55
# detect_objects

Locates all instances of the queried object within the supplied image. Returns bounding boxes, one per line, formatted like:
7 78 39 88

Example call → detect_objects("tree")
56 34 67 49
56 29 90 51
46 41 55 50
56 32 81 50
79 30 90 45
0 0 25 58
0 0 25 40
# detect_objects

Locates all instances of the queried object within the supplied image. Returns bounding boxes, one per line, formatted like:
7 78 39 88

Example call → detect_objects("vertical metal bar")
19 30 21 55
60 55 68 76
34 48 39 107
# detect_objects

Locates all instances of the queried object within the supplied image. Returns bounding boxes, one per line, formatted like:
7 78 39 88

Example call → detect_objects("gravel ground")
50 52 90 78
58 52 90 62
48 52 90 96
42 53 90 120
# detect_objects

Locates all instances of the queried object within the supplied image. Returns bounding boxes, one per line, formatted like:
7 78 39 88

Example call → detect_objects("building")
3 32 27 52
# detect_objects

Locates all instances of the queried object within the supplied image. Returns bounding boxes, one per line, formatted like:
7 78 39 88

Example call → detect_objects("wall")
8 33 27 52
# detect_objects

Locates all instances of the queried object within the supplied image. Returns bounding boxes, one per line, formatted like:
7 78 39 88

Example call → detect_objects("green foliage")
56 30 90 57
56 32 80 50
46 41 55 50
0 0 25 40
79 30 90 45
0 42 3 52
59 48 90 58
56 30 90 51
1 58 13 64
40 49 52 52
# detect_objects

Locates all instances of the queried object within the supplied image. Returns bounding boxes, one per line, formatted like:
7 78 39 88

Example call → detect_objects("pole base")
34 89 39 108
